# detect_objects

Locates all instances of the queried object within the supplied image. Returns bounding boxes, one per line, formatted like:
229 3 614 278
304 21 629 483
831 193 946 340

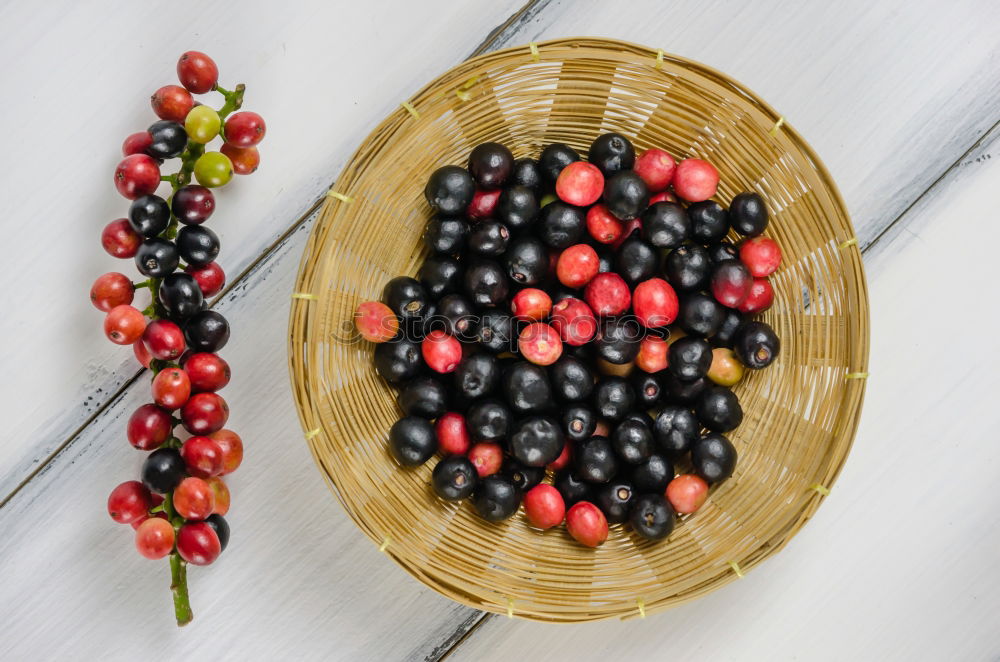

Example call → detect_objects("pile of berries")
355 133 780 548
96 52 265 625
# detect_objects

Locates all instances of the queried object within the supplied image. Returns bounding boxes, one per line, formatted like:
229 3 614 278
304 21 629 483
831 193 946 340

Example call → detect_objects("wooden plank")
440 124 1000 662
0 0 527 500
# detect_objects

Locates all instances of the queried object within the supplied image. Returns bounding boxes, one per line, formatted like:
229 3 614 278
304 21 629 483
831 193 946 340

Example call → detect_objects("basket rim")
287 36 870 622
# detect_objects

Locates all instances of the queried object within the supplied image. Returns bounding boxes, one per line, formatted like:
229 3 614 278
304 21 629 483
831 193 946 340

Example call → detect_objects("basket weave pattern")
289 38 869 622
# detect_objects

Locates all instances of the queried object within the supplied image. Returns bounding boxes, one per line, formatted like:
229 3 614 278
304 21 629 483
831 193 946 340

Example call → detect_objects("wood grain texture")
0 0 526 500
2 0 999 658
445 126 1000 662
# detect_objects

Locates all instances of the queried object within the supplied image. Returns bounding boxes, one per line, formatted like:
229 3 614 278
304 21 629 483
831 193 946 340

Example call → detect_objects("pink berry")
632 278 679 328
101 218 142 258
104 305 147 345
90 272 134 312
633 148 676 192
523 484 566 529
546 440 572 471
421 330 462 373
636 335 669 373
549 297 597 346
150 85 194 123
739 278 774 314
468 442 503 477
511 288 552 321
739 236 782 277
354 301 399 343
142 319 186 360
666 474 709 514
435 412 471 455
584 272 631 316
517 322 563 366
555 161 604 206
673 158 719 202
135 517 175 559
565 501 609 547
649 190 678 204
556 244 600 288
107 480 152 524
586 204 624 244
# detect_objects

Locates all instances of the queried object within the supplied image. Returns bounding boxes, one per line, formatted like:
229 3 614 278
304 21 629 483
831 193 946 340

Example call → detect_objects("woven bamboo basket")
288 37 869 623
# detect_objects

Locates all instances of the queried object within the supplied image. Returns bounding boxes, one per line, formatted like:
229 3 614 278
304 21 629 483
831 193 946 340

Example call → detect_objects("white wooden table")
2 1 999 659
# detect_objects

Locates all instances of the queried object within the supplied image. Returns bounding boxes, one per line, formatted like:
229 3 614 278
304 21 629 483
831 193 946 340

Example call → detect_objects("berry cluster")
355 133 781 548
96 52 264 625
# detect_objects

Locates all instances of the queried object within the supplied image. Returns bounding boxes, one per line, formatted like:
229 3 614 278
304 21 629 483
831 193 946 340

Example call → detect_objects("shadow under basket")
288 37 869 623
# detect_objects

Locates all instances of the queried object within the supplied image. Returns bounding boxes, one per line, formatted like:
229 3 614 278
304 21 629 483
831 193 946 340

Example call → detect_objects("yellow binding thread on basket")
455 89 471 102
636 597 646 618
654 49 664 69
768 116 785 137
304 427 321 439
529 42 540 62
378 536 391 553
506 597 515 618
326 190 354 203
291 292 318 301
810 483 831 496
846 372 869 380
839 237 858 249
728 561 744 578
401 102 420 119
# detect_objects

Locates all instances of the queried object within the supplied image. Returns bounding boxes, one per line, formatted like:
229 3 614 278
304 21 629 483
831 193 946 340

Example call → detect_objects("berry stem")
217 83 245 120
163 493 193 626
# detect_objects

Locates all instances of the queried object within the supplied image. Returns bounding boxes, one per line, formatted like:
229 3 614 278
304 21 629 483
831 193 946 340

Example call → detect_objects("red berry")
181 392 229 435
173 477 216 520
523 484 566 529
127 403 173 450
122 131 153 157
633 148 676 192
466 188 501 220
185 352 230 392
177 521 222 565
151 367 191 410
566 501 609 547
435 412 471 455
133 339 153 368
90 272 134 312
584 272 631 316
556 244 600 288
666 474 709 514
107 480 152 524
354 301 399 343
511 288 552 321
104 305 147 345
549 297 597 346
739 278 774 314
177 51 219 94
555 161 604 206
546 440 571 471
711 260 753 308
468 442 503 477
102 218 143 258
632 278 679 327
185 261 225 297
220 143 260 175
586 204 624 244
151 85 194 122
649 190 678 204
518 322 563 366
205 476 231 515
421 330 462 373
223 111 266 147
210 428 243 474
180 436 224 477
135 517 175 560
142 319 186 360
739 236 782 277
114 154 160 200
673 158 719 202
593 420 611 437
636 335 668 372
